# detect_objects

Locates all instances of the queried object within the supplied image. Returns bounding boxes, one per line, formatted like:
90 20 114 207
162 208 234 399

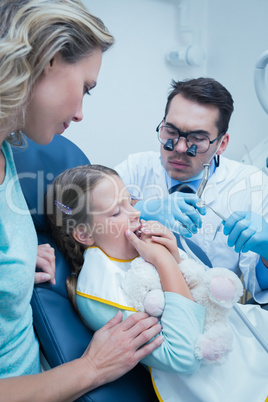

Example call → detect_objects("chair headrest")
12 134 90 232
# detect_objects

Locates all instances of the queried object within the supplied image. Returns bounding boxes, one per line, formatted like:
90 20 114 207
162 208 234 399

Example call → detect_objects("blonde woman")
0 1 162 400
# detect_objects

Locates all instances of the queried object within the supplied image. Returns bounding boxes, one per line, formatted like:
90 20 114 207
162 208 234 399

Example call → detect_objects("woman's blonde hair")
46 164 119 312
0 0 114 144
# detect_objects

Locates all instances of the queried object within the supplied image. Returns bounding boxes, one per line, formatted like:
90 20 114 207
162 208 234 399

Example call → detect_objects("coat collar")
154 153 228 202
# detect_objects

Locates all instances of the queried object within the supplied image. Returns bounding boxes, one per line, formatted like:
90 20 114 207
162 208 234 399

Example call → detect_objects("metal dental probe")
196 201 227 222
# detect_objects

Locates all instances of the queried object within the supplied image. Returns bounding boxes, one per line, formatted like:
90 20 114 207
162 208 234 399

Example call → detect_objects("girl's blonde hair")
0 0 114 144
46 164 119 311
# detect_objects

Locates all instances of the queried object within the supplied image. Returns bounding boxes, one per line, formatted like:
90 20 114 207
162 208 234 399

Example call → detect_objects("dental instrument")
196 200 227 222
195 163 209 198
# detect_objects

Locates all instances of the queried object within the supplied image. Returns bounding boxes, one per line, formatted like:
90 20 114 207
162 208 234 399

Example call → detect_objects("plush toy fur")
122 257 243 364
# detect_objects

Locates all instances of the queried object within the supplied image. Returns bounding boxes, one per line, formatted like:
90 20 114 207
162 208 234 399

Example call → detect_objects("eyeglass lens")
159 126 210 153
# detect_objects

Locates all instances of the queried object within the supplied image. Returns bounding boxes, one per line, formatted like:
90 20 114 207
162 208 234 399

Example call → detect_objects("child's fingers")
151 235 174 247
141 221 174 238
151 236 182 264
141 220 163 233
151 235 170 243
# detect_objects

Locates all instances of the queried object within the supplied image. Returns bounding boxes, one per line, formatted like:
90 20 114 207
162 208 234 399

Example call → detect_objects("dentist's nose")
174 137 188 153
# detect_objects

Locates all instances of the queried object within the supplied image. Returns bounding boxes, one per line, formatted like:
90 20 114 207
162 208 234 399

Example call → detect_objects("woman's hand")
0 312 163 401
35 244 56 285
140 219 182 264
82 311 163 388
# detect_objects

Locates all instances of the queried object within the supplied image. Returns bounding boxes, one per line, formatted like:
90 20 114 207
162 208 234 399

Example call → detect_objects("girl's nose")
130 206 141 220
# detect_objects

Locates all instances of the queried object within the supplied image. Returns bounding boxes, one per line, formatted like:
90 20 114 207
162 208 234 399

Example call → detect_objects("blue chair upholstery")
12 135 156 402
174 233 212 268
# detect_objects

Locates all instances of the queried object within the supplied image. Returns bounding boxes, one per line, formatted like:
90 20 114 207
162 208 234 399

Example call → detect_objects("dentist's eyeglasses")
156 121 224 154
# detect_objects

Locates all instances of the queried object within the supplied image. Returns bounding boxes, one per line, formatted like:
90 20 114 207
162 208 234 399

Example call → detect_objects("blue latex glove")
135 193 206 238
223 211 268 260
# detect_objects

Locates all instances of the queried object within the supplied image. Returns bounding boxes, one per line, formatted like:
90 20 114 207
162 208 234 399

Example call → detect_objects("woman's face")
22 48 102 144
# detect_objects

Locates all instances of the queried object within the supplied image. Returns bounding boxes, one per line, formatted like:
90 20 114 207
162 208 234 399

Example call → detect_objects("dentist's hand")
223 211 268 260
135 194 206 238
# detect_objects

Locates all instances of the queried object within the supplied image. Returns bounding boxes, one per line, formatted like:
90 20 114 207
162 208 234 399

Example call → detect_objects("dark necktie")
169 183 195 194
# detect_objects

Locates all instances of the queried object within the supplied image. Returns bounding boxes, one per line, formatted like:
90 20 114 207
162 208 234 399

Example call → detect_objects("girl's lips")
133 223 142 238
63 122 69 130
134 229 142 239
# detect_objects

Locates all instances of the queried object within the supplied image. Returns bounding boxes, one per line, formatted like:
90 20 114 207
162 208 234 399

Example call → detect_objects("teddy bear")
122 256 243 364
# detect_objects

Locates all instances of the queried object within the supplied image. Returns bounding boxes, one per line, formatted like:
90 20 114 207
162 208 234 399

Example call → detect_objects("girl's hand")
140 220 182 264
125 227 172 267
35 244 56 285
126 229 193 299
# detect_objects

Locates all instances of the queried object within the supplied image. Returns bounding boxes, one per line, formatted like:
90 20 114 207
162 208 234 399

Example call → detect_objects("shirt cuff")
256 257 268 290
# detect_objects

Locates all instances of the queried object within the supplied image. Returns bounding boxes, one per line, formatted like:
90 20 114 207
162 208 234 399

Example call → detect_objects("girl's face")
78 175 141 260
22 48 102 145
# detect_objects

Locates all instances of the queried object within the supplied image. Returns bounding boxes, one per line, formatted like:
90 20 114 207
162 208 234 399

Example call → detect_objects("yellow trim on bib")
149 367 163 402
86 246 138 263
76 290 137 311
264 396 268 402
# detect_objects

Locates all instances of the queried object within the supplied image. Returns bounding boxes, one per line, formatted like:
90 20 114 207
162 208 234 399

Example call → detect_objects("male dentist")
116 77 268 305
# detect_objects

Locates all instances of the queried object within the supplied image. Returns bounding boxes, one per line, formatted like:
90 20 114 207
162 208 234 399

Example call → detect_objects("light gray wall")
64 0 268 171
206 0 268 170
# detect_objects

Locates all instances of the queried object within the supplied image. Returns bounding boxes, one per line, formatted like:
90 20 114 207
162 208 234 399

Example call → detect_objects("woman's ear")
72 224 94 246
43 52 62 76
43 57 55 76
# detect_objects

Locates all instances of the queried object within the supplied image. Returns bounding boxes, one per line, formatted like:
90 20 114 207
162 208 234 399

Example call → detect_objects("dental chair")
12 134 156 402
12 134 212 401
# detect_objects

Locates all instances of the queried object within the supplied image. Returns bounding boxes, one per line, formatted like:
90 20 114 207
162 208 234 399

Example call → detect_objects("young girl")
47 163 268 402
47 164 205 368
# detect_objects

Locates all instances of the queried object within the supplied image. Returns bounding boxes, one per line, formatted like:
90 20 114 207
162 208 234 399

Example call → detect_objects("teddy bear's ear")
72 225 95 246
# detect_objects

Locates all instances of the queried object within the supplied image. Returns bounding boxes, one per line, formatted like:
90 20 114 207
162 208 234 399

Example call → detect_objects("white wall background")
64 0 268 171
206 0 268 171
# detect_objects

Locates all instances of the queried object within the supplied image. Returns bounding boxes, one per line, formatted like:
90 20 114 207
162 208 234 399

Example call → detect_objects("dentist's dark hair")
164 77 234 136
